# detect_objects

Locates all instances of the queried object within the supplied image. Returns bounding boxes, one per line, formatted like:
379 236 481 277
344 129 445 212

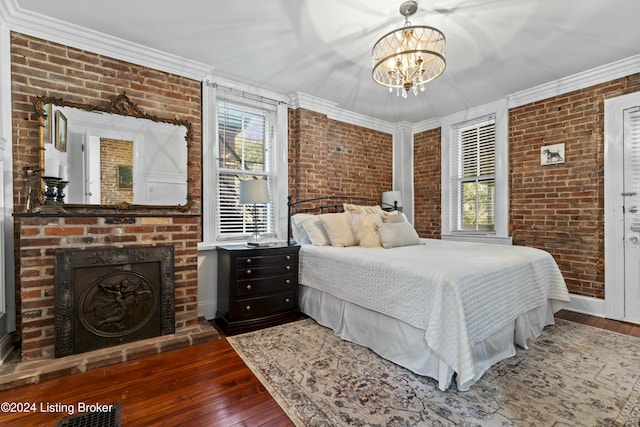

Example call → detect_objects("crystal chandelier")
372 1 446 98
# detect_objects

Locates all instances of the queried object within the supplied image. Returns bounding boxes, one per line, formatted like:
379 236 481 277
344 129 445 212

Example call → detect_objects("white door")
623 105 640 324
86 135 101 204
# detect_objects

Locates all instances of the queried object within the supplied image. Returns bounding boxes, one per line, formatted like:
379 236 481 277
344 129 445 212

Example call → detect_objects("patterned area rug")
227 318 640 427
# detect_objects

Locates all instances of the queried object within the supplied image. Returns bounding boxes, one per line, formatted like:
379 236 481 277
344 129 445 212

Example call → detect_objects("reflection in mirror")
35 94 192 210
45 108 188 206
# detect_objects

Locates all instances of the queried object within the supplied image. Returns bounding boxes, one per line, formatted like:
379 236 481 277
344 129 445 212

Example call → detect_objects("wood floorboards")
0 311 638 426
0 332 294 427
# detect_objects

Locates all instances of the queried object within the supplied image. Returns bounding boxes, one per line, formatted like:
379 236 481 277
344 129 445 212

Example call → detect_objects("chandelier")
372 1 446 98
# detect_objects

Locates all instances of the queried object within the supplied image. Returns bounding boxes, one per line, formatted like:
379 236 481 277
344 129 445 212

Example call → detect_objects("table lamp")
381 190 403 212
239 179 270 245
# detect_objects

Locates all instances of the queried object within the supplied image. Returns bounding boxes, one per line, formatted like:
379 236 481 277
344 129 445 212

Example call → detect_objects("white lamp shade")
381 191 403 209
239 179 270 204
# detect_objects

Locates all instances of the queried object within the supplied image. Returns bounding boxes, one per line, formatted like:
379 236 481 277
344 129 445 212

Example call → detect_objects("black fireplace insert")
54 245 175 357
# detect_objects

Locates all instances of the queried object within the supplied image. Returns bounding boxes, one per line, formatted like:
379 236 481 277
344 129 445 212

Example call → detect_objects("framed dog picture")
541 143 565 165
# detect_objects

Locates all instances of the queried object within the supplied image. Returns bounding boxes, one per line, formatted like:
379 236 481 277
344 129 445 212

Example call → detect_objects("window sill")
441 234 513 245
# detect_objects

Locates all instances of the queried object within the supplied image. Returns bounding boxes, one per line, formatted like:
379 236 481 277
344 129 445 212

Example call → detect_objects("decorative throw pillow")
382 211 405 223
343 203 384 215
319 212 358 247
377 221 421 249
350 213 382 248
300 215 330 246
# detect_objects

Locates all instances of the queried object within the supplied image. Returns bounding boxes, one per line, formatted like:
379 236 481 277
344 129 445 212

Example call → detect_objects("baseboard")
198 299 217 320
563 294 606 318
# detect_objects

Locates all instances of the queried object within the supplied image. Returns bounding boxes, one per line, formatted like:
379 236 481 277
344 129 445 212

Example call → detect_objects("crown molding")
508 54 640 108
289 92 395 134
4 0 638 134
2 0 213 81
412 117 441 133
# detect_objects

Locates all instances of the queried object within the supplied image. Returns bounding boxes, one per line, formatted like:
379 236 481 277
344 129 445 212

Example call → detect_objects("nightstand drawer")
236 263 294 279
237 253 296 268
235 291 296 319
237 275 295 297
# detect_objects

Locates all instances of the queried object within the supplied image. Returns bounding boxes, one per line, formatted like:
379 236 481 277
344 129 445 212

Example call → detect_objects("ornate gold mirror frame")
33 93 193 212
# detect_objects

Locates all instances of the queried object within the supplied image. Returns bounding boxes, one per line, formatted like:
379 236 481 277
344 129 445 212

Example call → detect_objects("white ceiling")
9 0 640 123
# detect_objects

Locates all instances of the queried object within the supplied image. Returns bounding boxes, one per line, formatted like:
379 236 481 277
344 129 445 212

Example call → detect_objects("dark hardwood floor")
554 309 640 337
0 329 295 427
0 311 638 426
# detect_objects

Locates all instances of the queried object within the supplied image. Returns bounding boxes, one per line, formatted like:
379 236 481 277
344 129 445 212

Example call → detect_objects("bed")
288 196 570 391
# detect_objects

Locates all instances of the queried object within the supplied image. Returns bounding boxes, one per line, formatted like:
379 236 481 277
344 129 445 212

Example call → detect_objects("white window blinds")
216 97 276 240
451 115 496 232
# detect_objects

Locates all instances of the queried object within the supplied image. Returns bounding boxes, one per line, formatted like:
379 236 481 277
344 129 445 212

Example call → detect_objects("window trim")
451 115 496 233
441 99 509 241
215 97 276 241
201 77 289 247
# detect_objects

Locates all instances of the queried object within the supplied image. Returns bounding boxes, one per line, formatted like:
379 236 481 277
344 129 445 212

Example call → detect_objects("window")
201 80 288 246
451 116 496 232
215 97 276 241
440 99 509 242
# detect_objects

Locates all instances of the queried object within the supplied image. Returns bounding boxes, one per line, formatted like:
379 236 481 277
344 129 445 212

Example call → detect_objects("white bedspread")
298 238 570 387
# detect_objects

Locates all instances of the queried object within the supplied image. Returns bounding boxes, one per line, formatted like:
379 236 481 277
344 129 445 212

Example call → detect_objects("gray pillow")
377 221 421 249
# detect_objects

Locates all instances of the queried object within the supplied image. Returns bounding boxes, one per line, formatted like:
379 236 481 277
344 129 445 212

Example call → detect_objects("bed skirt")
299 284 561 391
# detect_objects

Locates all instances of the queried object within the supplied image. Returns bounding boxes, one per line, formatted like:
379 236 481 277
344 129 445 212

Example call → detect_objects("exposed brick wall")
510 73 640 298
288 108 330 201
413 127 441 238
412 74 640 300
288 108 393 202
17 215 199 360
10 32 202 359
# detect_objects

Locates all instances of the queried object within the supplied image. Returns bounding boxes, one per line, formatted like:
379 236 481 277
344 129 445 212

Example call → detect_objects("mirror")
33 93 192 210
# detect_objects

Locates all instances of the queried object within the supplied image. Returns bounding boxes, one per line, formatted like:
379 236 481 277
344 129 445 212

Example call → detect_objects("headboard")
287 195 381 245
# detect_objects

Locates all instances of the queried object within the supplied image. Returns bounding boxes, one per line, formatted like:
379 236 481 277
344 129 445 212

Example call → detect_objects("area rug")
227 318 640 427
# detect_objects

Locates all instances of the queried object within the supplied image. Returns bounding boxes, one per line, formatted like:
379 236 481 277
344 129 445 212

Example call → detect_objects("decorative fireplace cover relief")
54 245 175 357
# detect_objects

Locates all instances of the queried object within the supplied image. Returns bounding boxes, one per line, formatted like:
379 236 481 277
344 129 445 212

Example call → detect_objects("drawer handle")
285 265 291 271
285 255 291 260
246 269 252 275
245 305 251 311
285 298 290 303
246 284 252 290
285 279 291 285
246 258 252 264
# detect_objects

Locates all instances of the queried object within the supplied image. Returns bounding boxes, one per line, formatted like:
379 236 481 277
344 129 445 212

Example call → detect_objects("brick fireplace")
16 215 201 361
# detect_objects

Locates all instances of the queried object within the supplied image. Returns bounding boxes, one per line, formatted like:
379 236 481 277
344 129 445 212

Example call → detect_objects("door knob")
630 236 638 243
629 207 638 214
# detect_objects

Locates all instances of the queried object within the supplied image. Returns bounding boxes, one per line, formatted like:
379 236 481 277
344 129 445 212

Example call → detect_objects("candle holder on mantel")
41 176 61 205
56 181 68 204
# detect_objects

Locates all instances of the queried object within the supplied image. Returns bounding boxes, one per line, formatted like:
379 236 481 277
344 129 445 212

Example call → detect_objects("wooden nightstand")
215 244 301 335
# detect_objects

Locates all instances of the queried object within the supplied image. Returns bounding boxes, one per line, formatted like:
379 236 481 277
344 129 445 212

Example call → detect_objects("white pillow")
319 212 357 247
350 213 382 248
291 213 312 244
377 221 421 249
300 215 330 246
382 211 405 223
343 203 384 215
